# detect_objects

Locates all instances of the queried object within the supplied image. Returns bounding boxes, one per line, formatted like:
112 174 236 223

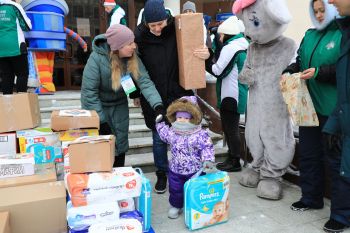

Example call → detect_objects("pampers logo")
199 188 220 200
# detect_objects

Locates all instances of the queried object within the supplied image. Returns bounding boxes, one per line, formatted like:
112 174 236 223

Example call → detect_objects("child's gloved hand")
203 161 215 169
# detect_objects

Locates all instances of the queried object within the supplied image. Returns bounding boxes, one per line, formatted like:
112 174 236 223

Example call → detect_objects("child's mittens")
203 161 215 169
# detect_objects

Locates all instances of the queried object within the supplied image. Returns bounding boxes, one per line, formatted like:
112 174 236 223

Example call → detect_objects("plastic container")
21 0 69 15
24 31 66 51
26 11 64 32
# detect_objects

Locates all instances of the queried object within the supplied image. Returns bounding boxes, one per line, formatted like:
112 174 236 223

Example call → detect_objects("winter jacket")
135 15 193 130
81 34 162 154
156 121 215 175
323 17 350 177
206 33 249 114
0 0 31 57
284 21 341 116
108 4 126 27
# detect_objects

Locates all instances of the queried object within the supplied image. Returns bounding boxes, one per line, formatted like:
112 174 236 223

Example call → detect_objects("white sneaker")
168 206 182 219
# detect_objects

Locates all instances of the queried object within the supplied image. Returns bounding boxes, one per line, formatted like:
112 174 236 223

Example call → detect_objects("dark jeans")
152 130 168 172
220 97 241 159
299 114 328 208
327 138 350 226
0 54 29 94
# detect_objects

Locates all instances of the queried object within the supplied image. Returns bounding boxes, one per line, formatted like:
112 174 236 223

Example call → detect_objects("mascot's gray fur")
232 0 297 200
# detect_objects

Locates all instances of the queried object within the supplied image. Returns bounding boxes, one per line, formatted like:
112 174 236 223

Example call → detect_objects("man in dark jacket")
134 0 209 194
322 0 350 232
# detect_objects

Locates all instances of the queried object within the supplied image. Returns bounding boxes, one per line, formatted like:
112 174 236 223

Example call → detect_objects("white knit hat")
218 16 245 35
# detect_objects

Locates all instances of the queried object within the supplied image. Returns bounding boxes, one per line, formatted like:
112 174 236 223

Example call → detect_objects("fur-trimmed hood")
309 0 339 30
166 96 202 125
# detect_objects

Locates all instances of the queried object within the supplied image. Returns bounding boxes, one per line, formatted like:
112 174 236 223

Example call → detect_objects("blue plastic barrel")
26 11 64 33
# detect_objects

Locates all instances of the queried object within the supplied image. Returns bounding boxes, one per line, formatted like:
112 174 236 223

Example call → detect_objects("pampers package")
184 171 230 230
65 167 142 207
88 218 143 233
67 201 120 231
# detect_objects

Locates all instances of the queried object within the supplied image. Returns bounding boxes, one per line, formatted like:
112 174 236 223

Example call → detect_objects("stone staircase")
39 91 228 172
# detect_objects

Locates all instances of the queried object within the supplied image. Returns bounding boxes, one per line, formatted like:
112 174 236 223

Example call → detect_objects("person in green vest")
81 24 164 167
0 0 31 94
282 1 348 232
322 0 350 232
205 16 249 172
103 0 126 27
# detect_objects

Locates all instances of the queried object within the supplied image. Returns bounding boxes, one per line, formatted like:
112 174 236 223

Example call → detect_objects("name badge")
120 73 137 95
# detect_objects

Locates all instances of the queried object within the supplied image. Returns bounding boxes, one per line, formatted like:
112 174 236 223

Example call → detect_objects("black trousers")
220 97 241 159
0 54 29 94
99 123 125 167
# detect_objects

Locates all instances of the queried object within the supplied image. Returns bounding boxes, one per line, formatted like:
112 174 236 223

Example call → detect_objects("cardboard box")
16 128 62 163
0 93 41 133
0 212 10 233
0 155 35 179
58 129 99 142
51 109 100 131
0 164 56 188
0 181 67 233
68 135 115 173
0 134 16 156
175 13 206 90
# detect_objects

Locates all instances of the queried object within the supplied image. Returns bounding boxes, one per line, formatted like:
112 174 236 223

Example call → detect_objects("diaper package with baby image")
67 201 120 230
184 171 230 230
65 167 142 207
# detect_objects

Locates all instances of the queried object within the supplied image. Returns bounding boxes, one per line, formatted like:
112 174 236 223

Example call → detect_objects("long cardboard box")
0 93 41 133
175 13 206 90
0 212 10 233
51 110 99 131
68 135 115 174
0 181 66 233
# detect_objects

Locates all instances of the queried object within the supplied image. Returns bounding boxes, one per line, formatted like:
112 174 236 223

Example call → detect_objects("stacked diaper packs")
184 171 230 230
64 167 152 233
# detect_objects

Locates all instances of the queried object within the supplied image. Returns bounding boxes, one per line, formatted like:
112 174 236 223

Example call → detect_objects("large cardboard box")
51 110 100 131
0 181 66 233
0 134 16 157
0 93 41 133
0 212 10 233
175 13 206 90
68 135 115 174
0 164 56 188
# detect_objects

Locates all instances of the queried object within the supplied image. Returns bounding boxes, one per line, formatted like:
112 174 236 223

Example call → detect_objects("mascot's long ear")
263 0 292 24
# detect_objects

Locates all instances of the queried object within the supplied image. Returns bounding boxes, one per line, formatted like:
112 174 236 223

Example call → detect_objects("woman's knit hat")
144 0 168 23
105 24 135 51
167 96 202 125
218 16 245 35
104 0 116 6
183 1 196 13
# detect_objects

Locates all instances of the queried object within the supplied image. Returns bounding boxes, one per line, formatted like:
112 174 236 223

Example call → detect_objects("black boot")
217 157 242 172
113 153 125 167
323 218 349 233
154 170 167 194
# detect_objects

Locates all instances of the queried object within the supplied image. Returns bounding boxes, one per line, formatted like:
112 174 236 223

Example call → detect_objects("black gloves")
154 105 169 125
99 122 113 135
324 133 342 154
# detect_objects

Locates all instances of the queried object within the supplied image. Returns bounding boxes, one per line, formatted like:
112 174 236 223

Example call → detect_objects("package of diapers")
135 168 152 232
65 167 142 207
67 201 120 230
184 171 230 230
118 198 135 213
88 218 143 233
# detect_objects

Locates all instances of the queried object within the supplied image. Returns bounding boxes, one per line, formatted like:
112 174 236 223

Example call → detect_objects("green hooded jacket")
81 34 162 154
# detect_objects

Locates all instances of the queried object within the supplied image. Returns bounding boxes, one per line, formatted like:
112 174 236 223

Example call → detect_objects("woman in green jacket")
81 24 164 167
283 0 343 229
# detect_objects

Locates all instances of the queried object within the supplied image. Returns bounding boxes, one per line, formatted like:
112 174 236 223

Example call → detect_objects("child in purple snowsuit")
155 96 215 219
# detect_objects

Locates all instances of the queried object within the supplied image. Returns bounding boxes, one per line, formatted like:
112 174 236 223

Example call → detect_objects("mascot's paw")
239 168 260 188
239 67 255 85
257 179 282 200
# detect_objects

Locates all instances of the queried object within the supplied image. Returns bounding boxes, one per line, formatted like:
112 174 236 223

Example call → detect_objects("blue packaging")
184 171 230 230
135 168 152 232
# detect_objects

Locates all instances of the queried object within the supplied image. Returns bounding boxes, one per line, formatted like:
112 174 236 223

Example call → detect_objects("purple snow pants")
168 170 195 209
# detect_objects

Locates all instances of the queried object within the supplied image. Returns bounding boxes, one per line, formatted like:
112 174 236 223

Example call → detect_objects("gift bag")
280 72 319 126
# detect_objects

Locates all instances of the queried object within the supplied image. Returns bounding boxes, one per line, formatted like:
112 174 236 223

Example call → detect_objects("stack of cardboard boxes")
0 93 66 233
